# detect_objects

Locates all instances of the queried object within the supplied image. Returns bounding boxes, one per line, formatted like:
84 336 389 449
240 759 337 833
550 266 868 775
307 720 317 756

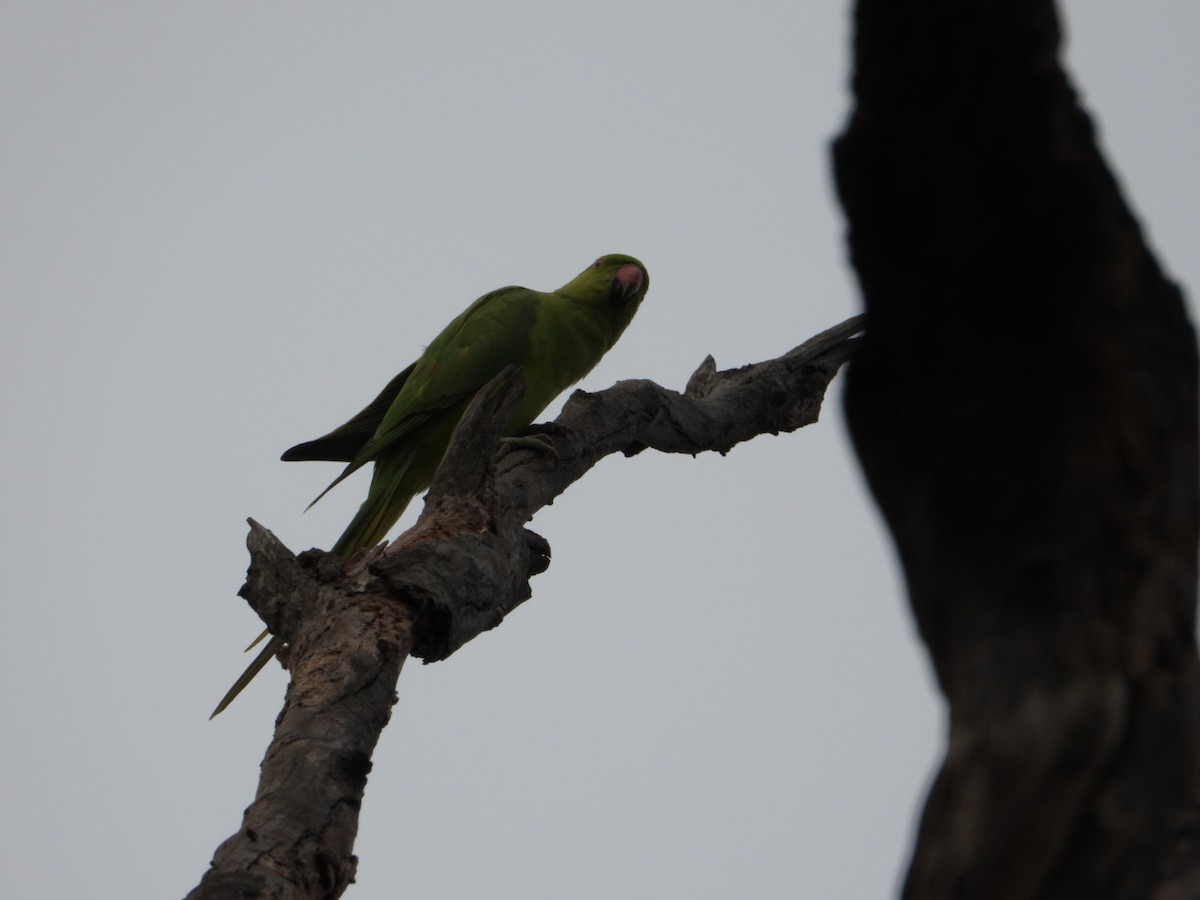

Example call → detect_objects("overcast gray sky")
3 2 1197 898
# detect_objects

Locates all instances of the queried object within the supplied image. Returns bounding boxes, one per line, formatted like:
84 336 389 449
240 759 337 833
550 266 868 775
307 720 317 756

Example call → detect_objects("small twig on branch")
188 315 862 900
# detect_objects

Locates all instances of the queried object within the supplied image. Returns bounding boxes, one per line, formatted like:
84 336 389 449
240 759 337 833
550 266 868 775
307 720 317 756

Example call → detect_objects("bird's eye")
592 257 604 269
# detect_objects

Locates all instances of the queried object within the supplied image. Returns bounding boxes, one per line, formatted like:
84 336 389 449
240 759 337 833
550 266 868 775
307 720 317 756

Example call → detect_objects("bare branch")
189 317 861 899
496 314 863 521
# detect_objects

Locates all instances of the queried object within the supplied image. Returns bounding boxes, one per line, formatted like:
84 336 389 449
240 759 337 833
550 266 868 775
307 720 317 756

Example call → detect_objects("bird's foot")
500 432 560 461
518 421 573 440
502 422 573 462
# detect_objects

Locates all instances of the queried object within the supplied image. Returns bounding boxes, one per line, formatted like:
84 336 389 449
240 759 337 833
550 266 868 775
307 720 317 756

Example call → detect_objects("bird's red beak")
615 263 643 297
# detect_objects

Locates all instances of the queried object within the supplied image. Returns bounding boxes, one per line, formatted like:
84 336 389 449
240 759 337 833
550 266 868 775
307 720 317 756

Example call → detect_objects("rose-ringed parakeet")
211 254 648 716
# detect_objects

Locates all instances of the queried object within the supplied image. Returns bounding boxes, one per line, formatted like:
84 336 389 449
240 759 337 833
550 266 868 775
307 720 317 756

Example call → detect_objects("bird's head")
558 254 649 333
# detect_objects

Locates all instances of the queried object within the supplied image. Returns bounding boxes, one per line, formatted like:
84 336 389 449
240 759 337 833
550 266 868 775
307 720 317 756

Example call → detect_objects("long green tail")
329 469 414 556
209 637 282 718
210 451 421 717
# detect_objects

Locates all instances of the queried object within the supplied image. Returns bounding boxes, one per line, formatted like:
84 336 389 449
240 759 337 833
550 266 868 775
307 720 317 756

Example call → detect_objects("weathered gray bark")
833 2 1200 898
187 317 861 900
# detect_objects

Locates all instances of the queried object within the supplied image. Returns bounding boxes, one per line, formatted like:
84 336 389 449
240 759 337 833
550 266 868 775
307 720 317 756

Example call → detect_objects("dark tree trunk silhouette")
834 2 1200 898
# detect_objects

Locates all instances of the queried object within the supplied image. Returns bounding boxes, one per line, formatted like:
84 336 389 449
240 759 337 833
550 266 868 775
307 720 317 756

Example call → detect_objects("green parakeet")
211 254 648 716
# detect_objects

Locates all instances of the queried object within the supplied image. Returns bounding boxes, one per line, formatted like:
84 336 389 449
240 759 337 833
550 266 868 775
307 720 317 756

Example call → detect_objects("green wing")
303 286 540 508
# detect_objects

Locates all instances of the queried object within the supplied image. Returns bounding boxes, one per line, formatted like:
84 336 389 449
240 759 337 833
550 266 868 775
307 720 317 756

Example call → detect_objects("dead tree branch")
187 315 862 900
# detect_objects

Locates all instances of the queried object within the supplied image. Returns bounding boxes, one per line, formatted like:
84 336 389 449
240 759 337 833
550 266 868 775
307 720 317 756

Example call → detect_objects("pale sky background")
3 2 1197 898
